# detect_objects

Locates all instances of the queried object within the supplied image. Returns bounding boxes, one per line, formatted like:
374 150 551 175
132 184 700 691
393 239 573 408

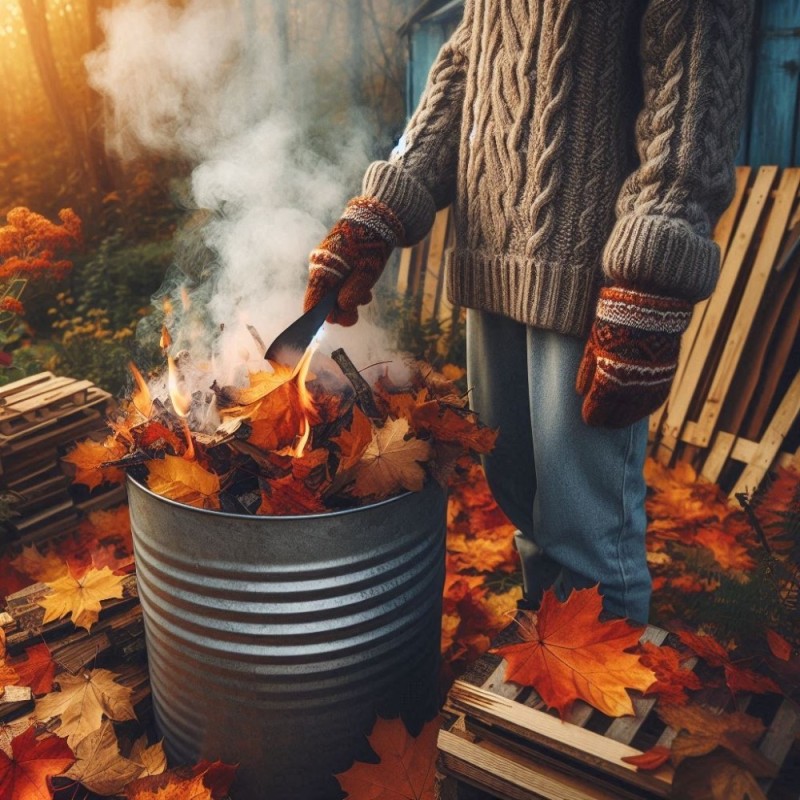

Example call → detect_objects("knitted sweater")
363 0 752 337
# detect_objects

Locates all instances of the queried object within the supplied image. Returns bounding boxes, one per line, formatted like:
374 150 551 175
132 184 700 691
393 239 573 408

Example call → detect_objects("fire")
160 324 172 351
168 355 195 460
290 345 316 458
129 362 153 418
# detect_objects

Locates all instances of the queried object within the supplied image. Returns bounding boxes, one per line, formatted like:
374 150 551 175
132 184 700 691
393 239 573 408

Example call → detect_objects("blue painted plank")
748 0 800 166
409 25 448 110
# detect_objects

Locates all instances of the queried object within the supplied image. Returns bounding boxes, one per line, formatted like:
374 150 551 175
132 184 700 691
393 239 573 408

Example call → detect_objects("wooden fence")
396 166 800 498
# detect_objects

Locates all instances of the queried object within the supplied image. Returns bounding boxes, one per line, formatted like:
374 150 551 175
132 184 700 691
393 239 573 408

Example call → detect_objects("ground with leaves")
0 460 798 799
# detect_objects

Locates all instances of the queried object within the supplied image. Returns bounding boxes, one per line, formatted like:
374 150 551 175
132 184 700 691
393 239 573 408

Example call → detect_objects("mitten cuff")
603 214 720 302
596 286 693 337
363 160 437 246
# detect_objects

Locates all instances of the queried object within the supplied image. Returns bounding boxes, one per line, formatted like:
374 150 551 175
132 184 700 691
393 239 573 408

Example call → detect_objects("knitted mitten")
576 285 693 428
304 196 404 326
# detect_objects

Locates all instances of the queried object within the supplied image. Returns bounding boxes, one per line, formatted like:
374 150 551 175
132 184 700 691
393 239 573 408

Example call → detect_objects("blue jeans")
466 309 651 623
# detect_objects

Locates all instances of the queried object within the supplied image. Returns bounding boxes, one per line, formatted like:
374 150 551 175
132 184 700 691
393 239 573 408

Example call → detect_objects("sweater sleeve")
362 1 474 246
602 0 753 302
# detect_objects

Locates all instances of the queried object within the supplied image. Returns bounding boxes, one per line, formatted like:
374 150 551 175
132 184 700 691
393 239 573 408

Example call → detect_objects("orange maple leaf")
9 546 67 583
335 716 440 799
621 745 671 772
146 455 221 511
639 642 701 705
258 474 326 515
676 631 780 696
62 437 127 490
126 772 213 799
9 645 55 696
411 401 497 453
37 566 126 631
350 418 432 499
332 406 373 471
492 586 656 717
0 726 74 799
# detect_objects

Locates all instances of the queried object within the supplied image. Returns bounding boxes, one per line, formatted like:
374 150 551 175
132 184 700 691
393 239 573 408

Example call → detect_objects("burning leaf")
37 567 126 632
332 406 373 471
9 645 55 696
9 546 67 584
0 727 74 800
639 642 702 705
146 455 221 511
350 418 432 499
34 668 136 748
62 438 127 490
61 721 143 795
492 586 656 717
335 716 440 800
676 631 780 696
126 773 213 800
216 364 295 409
130 737 167 777
620 745 671 771
658 703 777 777
670 752 767 800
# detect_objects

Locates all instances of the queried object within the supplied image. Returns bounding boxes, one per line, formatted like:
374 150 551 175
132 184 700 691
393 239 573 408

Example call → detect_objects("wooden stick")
330 348 383 423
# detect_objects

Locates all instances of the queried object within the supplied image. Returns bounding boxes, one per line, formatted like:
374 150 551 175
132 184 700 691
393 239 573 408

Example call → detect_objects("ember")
66 342 496 515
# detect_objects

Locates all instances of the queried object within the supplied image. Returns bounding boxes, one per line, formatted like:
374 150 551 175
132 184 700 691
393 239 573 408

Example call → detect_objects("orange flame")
290 345 316 458
129 362 153 418
168 355 195 460
160 324 172 351
180 285 191 311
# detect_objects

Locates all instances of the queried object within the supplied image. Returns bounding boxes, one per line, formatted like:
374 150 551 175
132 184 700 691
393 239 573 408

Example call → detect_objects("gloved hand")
576 285 693 428
304 196 404 326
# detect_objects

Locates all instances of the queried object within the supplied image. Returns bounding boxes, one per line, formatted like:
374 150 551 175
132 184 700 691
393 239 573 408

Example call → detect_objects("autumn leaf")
670 752 767 800
257 474 326 515
34 668 136 748
332 406 373 471
766 629 793 662
126 773 213 800
130 737 167 777
9 645 55 696
62 437 127 490
37 566 126 632
61 721 143 795
411 402 497 453
9 546 67 584
190 760 238 799
621 745 671 772
658 703 777 777
676 631 780 696
446 531 516 574
350 418 432 499
216 364 296 410
335 716 440 799
146 455 221 511
0 727 74 800
492 586 656 717
639 642 702 705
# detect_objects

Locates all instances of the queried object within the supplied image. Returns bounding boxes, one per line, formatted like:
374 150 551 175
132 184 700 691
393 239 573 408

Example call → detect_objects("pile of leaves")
64 357 497 515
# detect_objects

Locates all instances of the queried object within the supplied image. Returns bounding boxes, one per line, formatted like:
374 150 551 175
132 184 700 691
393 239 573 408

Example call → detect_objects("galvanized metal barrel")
127 477 446 799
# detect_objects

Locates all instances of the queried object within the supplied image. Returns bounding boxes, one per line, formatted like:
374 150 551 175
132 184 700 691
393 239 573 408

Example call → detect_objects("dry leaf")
332 406 373 471
335 716 440 799
492 586 656 717
9 546 68 583
669 751 767 800
257 474 326 515
621 745 671 772
0 726 74 800
351 418 432 499
0 719 33 761
411 402 497 453
130 737 167 777
216 364 295 410
10 645 55 696
190 760 238 799
35 668 136 748
62 437 127 490
61 721 143 795
146 455 221 511
639 642 702 706
126 773 213 800
765 629 793 662
658 703 777 777
37 566 126 632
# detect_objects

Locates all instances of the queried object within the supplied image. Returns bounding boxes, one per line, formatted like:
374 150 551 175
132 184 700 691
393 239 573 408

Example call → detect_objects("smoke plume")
85 0 396 398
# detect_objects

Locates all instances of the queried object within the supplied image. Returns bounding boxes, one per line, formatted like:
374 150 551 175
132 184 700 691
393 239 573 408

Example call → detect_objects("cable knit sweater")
363 0 752 337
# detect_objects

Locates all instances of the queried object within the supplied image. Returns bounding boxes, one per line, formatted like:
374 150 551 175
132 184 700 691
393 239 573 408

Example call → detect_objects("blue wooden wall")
406 0 800 168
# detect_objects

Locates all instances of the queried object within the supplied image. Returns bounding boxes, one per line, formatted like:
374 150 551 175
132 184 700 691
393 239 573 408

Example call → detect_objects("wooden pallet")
398 167 800 497
438 626 800 800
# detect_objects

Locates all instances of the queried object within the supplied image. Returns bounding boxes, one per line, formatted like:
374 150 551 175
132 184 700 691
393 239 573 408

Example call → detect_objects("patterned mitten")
576 285 692 428
304 196 404 326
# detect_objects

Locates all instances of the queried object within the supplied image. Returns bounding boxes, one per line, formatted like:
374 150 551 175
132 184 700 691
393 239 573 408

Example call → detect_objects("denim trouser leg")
466 309 651 623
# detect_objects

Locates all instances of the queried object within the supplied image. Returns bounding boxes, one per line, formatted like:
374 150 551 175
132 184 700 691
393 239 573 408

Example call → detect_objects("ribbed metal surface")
127 478 446 799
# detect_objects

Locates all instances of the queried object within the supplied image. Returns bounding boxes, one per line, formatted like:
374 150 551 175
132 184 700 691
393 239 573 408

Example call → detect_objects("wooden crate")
398 167 800 498
437 626 800 800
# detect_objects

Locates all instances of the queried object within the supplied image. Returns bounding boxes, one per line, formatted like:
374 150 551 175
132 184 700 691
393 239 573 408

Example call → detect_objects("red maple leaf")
9 645 55 696
639 642 702 705
0 727 74 800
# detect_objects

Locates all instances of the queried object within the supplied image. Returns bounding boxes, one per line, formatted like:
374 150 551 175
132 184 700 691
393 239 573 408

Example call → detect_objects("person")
303 0 753 624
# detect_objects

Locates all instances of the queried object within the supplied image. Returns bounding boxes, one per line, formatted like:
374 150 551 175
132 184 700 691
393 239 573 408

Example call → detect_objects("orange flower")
0 296 24 316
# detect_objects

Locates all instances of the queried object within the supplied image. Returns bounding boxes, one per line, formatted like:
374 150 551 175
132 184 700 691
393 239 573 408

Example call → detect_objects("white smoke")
85 0 396 398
